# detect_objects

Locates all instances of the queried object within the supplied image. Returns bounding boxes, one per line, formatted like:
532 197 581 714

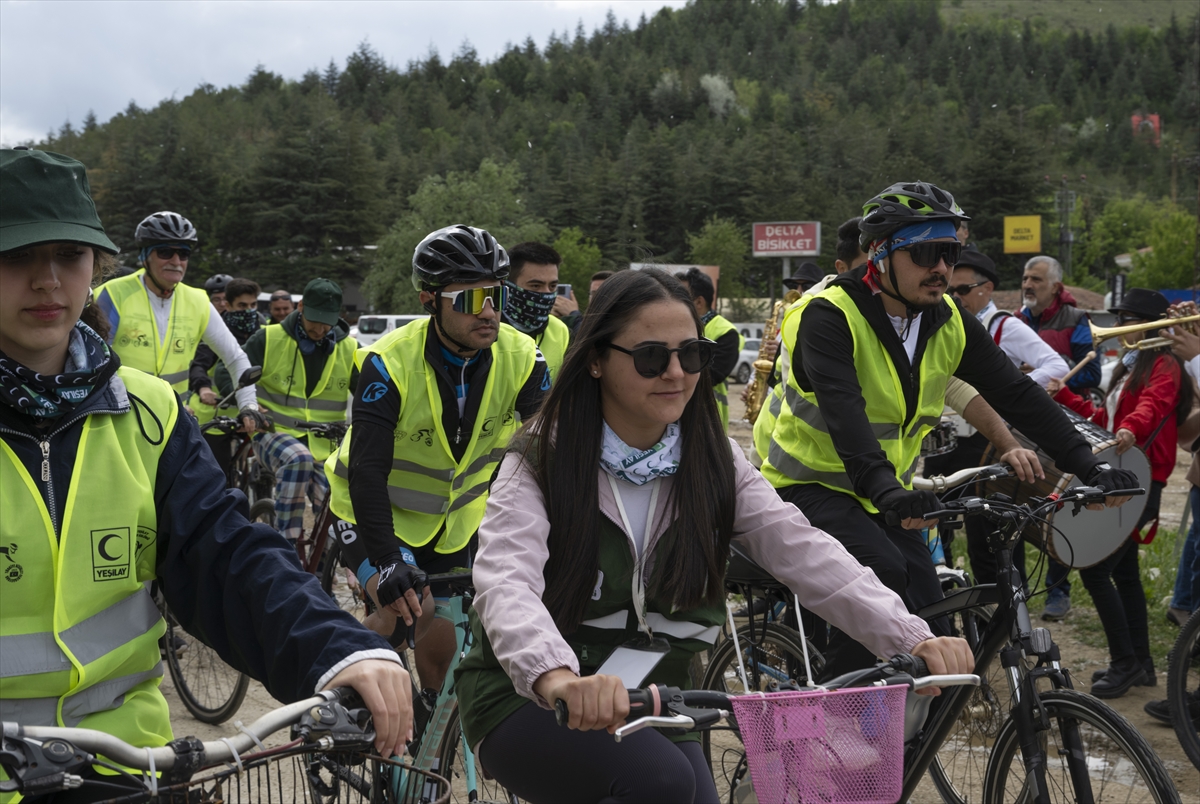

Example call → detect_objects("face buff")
503 280 557 334
599 421 682 486
0 321 118 419
222 308 259 345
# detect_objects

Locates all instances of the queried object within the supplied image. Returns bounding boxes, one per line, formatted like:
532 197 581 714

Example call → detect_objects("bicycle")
0 687 449 803
1167 606 1200 770
200 369 277 526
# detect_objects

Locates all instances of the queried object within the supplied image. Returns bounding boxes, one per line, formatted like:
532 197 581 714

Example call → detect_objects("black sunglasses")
153 246 191 261
900 241 961 269
607 339 716 378
949 280 989 296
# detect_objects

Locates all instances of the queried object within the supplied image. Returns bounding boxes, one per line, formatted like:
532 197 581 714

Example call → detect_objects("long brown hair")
520 268 737 633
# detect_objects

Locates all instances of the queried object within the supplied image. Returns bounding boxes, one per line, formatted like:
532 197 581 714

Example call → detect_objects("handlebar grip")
1104 488 1145 497
890 653 929 678
553 688 657 727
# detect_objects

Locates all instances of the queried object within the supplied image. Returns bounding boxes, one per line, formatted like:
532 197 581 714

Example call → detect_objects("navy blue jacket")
0 361 393 702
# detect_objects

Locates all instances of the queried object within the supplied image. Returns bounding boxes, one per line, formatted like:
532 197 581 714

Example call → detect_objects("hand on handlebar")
1084 464 1140 510
997 446 1043 482
910 637 975 697
877 488 941 530
198 387 219 406
535 668 629 733
374 551 428 646
239 407 270 434
322 659 413 757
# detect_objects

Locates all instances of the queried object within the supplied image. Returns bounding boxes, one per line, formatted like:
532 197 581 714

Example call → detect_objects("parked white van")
352 314 425 346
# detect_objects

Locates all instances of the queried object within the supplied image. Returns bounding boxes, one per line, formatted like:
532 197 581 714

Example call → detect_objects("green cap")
302 277 343 325
0 148 118 254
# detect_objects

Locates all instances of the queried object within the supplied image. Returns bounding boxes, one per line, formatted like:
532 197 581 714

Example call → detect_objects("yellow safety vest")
761 288 965 512
535 315 571 382
257 325 356 461
188 363 220 427
752 382 784 464
100 270 210 392
704 314 743 431
0 367 176 749
325 320 537 554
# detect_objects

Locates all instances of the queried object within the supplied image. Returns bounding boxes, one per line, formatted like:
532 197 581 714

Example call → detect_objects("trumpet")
1089 312 1200 351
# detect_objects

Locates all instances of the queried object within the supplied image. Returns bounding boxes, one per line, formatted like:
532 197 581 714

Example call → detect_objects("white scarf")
599 421 681 486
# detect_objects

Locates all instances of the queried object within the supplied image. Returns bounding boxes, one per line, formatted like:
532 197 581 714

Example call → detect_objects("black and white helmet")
411 225 509 292
204 274 233 294
135 211 197 246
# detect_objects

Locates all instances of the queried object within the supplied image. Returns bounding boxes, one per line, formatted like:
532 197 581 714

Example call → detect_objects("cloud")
0 0 686 147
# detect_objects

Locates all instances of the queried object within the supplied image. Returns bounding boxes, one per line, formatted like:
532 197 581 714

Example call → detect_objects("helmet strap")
876 244 921 337
141 261 175 299
431 292 479 356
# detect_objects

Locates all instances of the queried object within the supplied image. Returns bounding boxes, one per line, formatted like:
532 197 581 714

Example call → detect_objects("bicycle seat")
724 543 788 590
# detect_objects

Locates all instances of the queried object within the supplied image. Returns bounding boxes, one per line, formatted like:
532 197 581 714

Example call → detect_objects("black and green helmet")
859 181 968 248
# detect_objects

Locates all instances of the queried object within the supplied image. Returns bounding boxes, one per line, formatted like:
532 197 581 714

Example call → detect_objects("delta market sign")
752 222 821 258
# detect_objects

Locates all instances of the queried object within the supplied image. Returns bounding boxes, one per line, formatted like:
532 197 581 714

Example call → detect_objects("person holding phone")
502 241 574 381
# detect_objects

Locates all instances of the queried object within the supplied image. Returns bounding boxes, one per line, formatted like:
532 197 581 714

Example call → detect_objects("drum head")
1043 444 1150 569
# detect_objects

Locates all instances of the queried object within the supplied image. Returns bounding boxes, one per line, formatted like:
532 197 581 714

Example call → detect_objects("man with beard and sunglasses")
325 224 548 694
761 181 1140 679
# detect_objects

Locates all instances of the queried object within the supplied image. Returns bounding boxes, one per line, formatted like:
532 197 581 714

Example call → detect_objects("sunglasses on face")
441 285 507 315
607 339 716 378
899 241 961 270
153 246 191 261
949 280 989 296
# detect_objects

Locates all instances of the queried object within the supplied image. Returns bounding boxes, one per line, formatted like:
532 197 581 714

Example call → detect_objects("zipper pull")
455 424 463 445
40 440 50 482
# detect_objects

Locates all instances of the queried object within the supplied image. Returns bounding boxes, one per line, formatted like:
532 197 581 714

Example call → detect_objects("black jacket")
794 266 1100 505
0 363 393 701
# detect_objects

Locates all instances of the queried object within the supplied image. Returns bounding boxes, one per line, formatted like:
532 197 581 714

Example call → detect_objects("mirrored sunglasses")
153 246 191 261
949 280 988 296
901 241 961 269
607 339 716 378
441 285 507 315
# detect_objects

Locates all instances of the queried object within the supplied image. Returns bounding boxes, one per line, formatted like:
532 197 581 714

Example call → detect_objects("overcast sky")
0 0 688 147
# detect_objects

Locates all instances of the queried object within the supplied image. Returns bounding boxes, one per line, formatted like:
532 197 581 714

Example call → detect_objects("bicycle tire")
981 688 1180 804
699 622 822 799
436 704 523 804
1167 606 1200 770
928 603 1012 804
163 609 250 724
249 498 276 527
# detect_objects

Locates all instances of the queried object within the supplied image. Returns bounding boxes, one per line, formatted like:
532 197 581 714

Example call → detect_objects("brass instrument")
745 289 801 424
1088 312 1200 351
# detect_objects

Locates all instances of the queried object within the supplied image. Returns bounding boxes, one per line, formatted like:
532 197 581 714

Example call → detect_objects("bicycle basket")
729 685 906 804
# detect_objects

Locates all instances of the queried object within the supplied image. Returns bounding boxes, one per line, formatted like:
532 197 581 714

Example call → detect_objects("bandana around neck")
503 281 557 334
223 308 260 345
600 420 682 486
0 322 117 419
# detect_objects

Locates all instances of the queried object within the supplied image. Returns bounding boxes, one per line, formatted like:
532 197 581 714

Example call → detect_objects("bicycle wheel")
699 623 821 799
1167 607 1200 770
249 498 276 527
163 607 250 724
928 604 1011 804
436 704 522 804
981 689 1180 803
320 540 372 623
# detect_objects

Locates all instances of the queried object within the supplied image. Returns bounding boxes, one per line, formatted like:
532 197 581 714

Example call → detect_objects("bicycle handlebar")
921 485 1146 522
911 462 1012 492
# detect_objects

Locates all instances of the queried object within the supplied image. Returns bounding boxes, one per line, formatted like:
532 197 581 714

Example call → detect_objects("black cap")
1109 287 1168 321
783 261 825 291
954 245 998 288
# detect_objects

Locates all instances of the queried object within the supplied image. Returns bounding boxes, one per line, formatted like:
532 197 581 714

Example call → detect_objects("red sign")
752 222 821 257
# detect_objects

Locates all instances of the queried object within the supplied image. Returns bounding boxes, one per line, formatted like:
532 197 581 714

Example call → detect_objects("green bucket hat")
0 148 118 254
302 277 343 326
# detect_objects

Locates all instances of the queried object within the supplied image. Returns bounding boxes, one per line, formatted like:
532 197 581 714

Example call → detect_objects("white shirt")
886 311 922 364
977 300 1069 389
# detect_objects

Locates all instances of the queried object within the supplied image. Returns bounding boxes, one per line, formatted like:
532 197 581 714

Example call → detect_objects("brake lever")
613 715 696 742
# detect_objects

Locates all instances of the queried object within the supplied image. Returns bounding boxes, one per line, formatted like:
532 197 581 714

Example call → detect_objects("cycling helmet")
204 274 233 294
135 211 198 246
411 224 509 291
859 182 968 248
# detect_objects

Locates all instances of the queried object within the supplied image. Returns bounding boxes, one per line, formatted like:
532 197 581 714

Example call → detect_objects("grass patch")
948 527 1186 670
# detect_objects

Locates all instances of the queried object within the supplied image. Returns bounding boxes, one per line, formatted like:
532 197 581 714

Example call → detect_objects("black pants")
479 701 720 804
202 430 237 482
777 483 947 679
1079 480 1162 666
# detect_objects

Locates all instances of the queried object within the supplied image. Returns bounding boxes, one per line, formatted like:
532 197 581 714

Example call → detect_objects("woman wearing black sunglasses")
454 268 973 803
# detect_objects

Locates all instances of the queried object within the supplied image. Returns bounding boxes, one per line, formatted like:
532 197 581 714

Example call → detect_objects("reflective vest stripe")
448 481 489 512
1 588 161 677
258 391 346 412
388 487 450 516
714 391 728 405
60 664 165 727
160 369 189 385
767 439 855 489
784 384 901 440
453 449 507 489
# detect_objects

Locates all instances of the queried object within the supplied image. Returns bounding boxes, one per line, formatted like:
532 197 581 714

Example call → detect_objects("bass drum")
980 405 1150 569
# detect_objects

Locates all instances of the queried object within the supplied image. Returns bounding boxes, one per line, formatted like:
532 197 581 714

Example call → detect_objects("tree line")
36 0 1200 312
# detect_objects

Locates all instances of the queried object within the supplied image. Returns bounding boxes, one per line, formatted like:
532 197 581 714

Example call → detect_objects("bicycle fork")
1002 644 1053 803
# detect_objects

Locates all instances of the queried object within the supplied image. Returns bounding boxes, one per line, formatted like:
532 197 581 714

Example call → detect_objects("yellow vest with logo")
761 288 965 512
257 325 356 461
0 367 176 749
535 315 571 382
704 314 743 431
326 320 537 554
101 270 210 392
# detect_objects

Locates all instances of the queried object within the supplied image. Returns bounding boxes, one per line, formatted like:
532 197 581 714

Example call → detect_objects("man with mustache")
325 224 548 693
761 182 1139 678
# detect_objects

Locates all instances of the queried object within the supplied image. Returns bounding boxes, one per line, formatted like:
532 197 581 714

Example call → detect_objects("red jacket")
1054 353 1181 483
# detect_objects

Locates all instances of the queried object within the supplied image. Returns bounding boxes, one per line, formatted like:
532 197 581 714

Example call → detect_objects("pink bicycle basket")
729 685 907 804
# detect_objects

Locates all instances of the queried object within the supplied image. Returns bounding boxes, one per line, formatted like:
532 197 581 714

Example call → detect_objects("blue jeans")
1172 485 1200 611
1047 557 1071 597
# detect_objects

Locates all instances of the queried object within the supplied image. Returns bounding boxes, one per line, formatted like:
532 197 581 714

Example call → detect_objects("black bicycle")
1166 606 1200 770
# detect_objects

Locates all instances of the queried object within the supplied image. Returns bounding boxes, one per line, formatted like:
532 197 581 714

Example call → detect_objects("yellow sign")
1004 216 1042 254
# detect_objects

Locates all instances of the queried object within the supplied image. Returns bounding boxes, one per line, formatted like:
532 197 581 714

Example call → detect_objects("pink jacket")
473 439 936 705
